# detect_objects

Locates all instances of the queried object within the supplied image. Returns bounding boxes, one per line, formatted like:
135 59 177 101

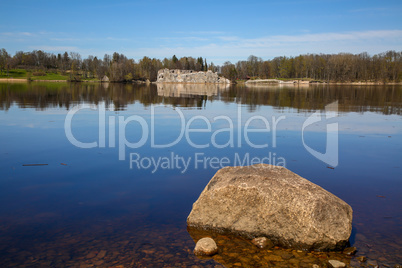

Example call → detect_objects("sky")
1 0 401 65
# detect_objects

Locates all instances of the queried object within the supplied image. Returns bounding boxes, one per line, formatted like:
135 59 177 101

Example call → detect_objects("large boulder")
187 164 353 251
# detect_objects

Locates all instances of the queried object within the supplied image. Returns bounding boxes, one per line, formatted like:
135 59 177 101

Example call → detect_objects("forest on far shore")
0 48 400 83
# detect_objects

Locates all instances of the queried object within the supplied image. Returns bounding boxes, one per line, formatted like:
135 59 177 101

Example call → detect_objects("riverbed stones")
187 164 353 251
342 246 357 255
328 260 346 268
357 256 367 262
193 237 218 256
251 237 274 249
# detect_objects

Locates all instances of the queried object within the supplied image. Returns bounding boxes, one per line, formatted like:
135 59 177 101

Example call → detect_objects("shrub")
32 71 46 76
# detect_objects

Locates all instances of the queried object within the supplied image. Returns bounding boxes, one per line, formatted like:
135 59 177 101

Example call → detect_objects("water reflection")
0 82 401 267
157 83 229 97
0 82 400 114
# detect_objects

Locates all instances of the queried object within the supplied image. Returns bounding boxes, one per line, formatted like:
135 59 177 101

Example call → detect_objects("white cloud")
2 29 401 65
29 46 80 52
106 37 130 41
50 38 81 42
0 32 35 37
129 30 402 64
173 31 225 35
218 36 240 41
349 7 388 13
21 32 33 36
157 36 210 42
225 30 402 47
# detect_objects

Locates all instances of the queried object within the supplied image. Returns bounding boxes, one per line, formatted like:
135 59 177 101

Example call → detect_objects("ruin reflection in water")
156 83 229 98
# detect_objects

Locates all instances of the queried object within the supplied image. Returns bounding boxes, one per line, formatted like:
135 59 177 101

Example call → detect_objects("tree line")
0 48 216 82
0 48 400 82
222 52 401 83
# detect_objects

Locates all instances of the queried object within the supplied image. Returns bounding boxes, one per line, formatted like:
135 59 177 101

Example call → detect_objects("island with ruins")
156 69 231 84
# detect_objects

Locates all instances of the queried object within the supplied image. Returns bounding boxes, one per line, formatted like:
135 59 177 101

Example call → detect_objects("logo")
302 101 339 167
64 101 339 172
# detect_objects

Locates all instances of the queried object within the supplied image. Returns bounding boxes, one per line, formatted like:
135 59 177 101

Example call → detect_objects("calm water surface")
0 82 401 267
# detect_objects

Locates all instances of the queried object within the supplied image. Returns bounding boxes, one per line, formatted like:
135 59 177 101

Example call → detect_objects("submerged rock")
187 227 354 268
193 237 218 256
251 237 274 249
342 246 357 255
328 260 346 268
357 256 367 262
187 164 353 251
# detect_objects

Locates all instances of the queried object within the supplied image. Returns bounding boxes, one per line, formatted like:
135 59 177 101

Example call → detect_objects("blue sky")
1 0 401 64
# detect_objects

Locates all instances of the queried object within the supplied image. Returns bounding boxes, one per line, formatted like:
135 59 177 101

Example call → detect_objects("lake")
0 82 401 267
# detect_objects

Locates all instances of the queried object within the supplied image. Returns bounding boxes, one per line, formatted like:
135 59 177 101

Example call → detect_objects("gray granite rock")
187 164 353 251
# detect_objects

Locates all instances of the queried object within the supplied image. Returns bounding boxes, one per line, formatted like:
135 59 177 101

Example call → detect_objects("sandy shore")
244 79 402 86
0 78 87 83
0 78 28 82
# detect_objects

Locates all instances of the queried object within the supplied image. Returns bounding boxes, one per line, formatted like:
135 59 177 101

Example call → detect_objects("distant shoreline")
242 79 402 86
0 78 401 85
242 80 402 86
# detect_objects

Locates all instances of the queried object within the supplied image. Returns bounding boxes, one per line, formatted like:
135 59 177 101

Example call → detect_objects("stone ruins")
157 69 230 84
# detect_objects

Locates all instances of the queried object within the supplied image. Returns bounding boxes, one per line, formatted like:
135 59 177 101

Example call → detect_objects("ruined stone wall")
157 69 230 84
